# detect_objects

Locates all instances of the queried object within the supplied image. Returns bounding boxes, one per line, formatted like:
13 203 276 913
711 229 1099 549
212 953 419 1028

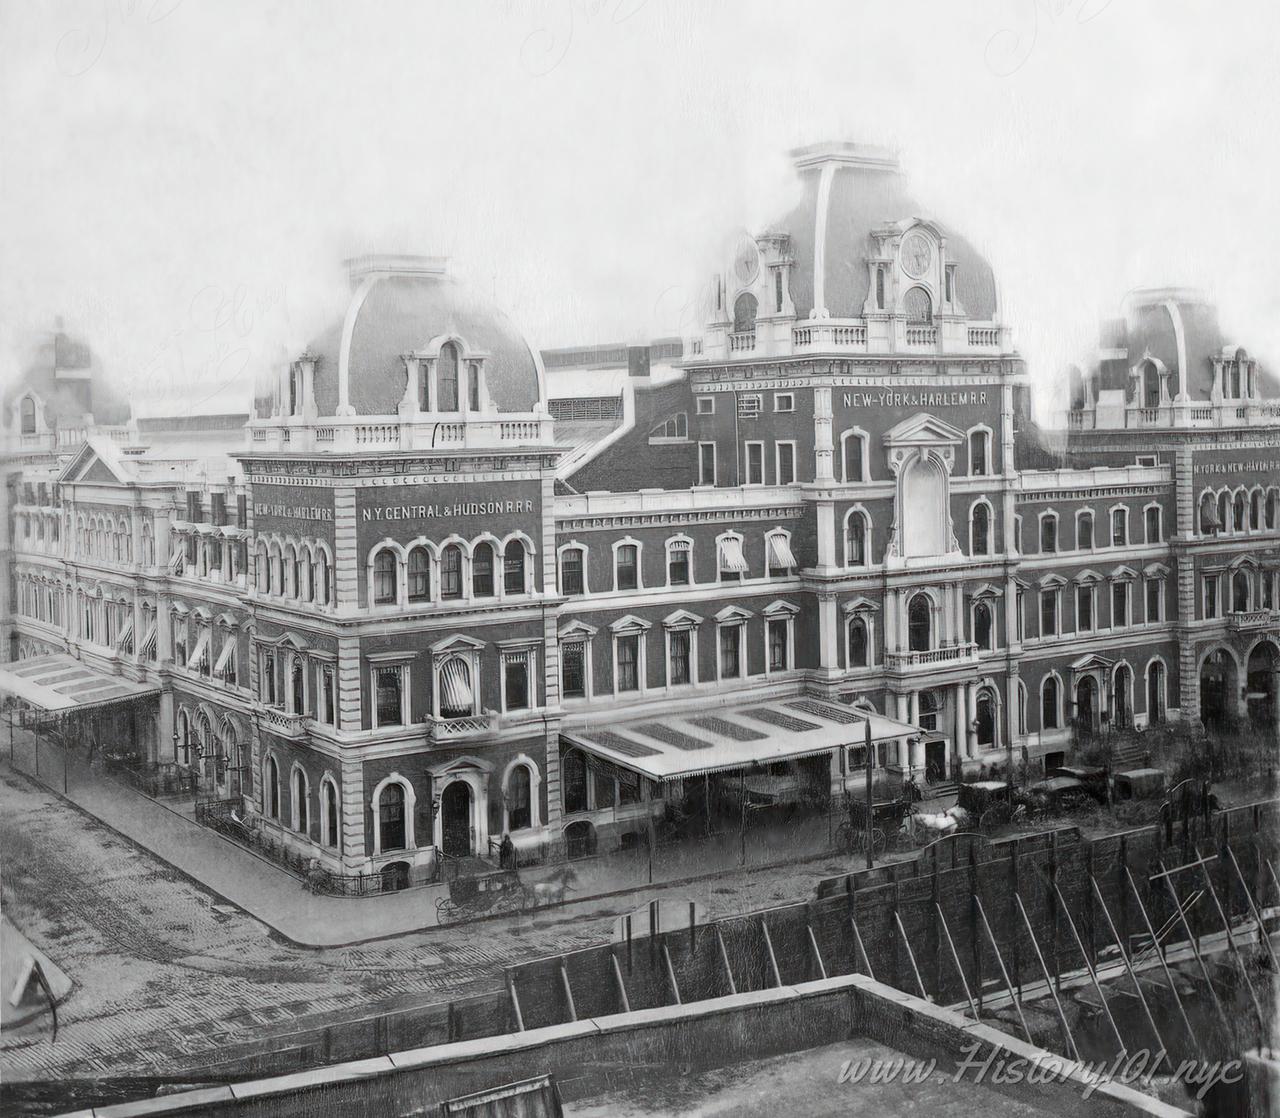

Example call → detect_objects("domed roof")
293 256 545 418
773 143 998 320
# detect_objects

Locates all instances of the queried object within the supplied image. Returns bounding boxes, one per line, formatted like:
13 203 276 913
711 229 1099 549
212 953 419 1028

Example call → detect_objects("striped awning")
213 635 236 677
440 657 473 715
116 618 134 654
718 536 749 574
167 548 184 573
189 630 210 672
767 534 797 570
140 623 157 659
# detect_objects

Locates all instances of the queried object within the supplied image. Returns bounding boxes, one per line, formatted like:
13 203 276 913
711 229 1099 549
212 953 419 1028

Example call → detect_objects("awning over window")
767 534 797 570
189 630 211 671
718 536 749 574
116 618 134 654
140 623 157 659
562 697 920 783
0 653 159 713
167 548 184 573
440 657 473 715
214 636 236 677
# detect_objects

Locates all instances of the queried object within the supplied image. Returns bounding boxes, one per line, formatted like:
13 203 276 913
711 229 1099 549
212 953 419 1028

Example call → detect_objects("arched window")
271 546 284 595
256 542 269 592
293 767 309 833
1041 677 1060 730
1142 361 1160 408
1218 491 1231 532
1113 665 1133 729
373 549 397 604
408 547 431 602
304 550 316 601
1146 662 1165 725
441 544 464 599
290 656 306 715
968 429 989 476
1233 491 1246 532
438 342 460 411
971 503 990 556
904 287 932 325
974 601 993 650
1232 570 1250 613
846 512 868 567
317 551 331 605
1198 493 1217 535
1078 510 1094 549
20 396 36 434
503 539 526 595
284 544 297 597
1267 491 1278 530
439 657 473 719
1040 514 1058 553
732 292 757 334
266 755 280 819
378 783 406 851
842 432 866 482
323 780 339 848
472 542 495 597
1144 506 1161 543
908 594 932 652
1250 491 1261 530
975 689 996 747
847 616 868 667
507 764 532 831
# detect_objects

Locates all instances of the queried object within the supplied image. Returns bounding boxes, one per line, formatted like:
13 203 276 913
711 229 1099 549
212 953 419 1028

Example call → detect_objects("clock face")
733 237 759 285
901 233 932 279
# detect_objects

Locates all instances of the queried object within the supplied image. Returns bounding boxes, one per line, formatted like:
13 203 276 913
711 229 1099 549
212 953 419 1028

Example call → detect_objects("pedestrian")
304 858 324 893
499 833 515 871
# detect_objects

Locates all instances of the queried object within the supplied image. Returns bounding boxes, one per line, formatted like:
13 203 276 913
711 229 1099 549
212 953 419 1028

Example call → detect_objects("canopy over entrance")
0 654 158 713
561 697 919 783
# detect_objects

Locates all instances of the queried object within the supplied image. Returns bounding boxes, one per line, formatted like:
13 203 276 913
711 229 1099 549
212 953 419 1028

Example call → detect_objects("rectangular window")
1204 576 1218 619
767 618 788 671
773 392 794 413
1145 578 1162 622
186 491 201 522
560 550 584 596
503 652 530 712
774 270 783 313
1145 507 1161 542
616 634 640 692
1016 590 1025 641
667 542 690 586
1112 509 1127 546
211 493 226 526
374 665 403 727
1136 454 1158 467
441 548 463 599
668 629 691 686
320 666 335 724
236 494 248 528
1040 517 1057 553
719 625 742 678
615 544 639 591
1076 586 1093 632
561 641 586 699
775 442 796 485
1111 582 1129 628
696 396 715 415
698 442 716 486
1040 590 1058 637
262 650 276 704
1078 513 1094 550
745 442 764 485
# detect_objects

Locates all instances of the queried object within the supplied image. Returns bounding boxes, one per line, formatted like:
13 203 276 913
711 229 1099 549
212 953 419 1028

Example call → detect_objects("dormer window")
20 396 36 435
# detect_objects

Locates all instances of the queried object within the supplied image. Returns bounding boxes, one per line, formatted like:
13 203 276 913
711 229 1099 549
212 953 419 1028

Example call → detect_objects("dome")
287 256 545 418
772 143 998 321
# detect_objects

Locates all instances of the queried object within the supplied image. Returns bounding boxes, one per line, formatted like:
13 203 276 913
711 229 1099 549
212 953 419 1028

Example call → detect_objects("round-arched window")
904 287 932 325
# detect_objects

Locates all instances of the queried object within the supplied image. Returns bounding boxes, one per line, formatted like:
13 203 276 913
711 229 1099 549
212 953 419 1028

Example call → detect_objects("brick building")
3 143 1277 889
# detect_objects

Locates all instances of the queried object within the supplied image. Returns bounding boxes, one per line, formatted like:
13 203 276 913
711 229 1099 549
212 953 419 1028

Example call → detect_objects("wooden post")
610 952 631 1013
761 920 783 988
506 972 525 1031
558 957 577 1022
714 924 737 995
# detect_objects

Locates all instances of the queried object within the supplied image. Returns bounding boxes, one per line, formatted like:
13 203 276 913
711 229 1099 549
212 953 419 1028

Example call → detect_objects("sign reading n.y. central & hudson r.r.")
361 499 536 522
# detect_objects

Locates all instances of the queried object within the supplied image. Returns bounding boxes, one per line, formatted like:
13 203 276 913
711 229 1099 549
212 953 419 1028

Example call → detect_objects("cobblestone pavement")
0 766 864 1083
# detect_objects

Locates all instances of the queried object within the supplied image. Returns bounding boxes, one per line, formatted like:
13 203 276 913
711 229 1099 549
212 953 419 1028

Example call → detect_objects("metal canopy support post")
1197 859 1266 1034
662 942 682 1005
1156 859 1233 1038
806 924 828 980
1089 877 1167 1058
1047 878 1127 1057
558 957 577 1022
610 952 632 1013
715 924 737 995
1124 867 1202 1058
1227 846 1279 971
506 972 525 1032
850 916 876 981
1014 893 1079 1062
936 902 979 1022
973 894 1032 1043
761 921 783 988
894 911 928 1001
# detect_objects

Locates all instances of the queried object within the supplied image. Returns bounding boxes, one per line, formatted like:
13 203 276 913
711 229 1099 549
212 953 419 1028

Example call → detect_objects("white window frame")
714 608 750 681
665 535 694 588
558 623 595 702
716 530 749 582
966 424 994 477
697 441 717 486
1109 504 1129 548
1075 579 1096 633
1039 583 1061 638
610 619 649 697
696 396 715 415
370 773 416 855
430 643 481 720
662 614 700 689
764 528 796 579
1202 572 1220 619
498 644 538 714
1075 509 1095 551
290 763 311 833
744 441 765 486
1144 575 1164 623
319 774 340 848
556 542 589 596
970 595 998 652
840 428 869 483
968 498 993 557
1142 502 1163 544
773 392 795 413
843 506 872 569
1110 577 1132 629
1038 510 1059 554
611 537 643 592
774 440 797 485
762 602 797 676
1041 673 1063 732
369 659 410 729
844 608 876 669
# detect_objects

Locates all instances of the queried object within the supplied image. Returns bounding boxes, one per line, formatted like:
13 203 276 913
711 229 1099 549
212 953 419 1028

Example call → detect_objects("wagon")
837 795 914 855
434 868 527 923
1113 767 1166 801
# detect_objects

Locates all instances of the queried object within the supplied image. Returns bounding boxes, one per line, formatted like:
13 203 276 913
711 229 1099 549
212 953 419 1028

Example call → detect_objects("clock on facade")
900 233 932 279
733 237 759 285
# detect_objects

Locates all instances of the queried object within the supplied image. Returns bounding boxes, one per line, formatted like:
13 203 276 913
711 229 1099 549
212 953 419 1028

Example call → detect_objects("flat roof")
0 654 158 713
562 697 919 782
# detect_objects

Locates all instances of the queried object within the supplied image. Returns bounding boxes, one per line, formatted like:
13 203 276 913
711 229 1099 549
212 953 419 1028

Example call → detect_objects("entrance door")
441 781 473 856
925 739 946 783
1075 676 1097 734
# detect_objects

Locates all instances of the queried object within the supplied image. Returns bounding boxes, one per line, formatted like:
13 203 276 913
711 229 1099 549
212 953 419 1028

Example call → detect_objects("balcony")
792 323 867 350
904 326 937 346
1227 609 1276 632
885 643 978 671
245 412 556 453
728 331 756 353
428 711 500 741
261 708 308 739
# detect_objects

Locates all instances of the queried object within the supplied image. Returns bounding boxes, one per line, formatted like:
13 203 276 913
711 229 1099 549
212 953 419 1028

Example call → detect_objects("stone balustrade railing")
246 413 556 452
885 643 978 670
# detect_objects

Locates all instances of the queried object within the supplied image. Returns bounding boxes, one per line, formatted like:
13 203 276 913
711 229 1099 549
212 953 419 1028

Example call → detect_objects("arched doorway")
975 688 997 750
908 594 932 652
1199 649 1237 730
1075 676 1098 734
1113 665 1132 729
380 861 410 892
564 820 596 859
1246 642 1279 728
1146 662 1165 725
440 781 473 856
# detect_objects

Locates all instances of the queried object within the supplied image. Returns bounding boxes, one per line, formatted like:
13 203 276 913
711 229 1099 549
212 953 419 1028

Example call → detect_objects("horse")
531 864 579 906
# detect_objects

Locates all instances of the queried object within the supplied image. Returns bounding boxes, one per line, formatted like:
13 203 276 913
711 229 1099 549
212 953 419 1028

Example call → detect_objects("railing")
728 331 756 352
792 323 867 349
354 424 399 445
967 327 998 346
110 759 198 798
429 712 498 739
261 708 308 739
904 326 937 345
244 412 556 452
885 643 978 670
315 426 335 442
1227 608 1275 631
499 421 541 442
556 482 803 517
1191 406 1213 421
1133 407 1160 426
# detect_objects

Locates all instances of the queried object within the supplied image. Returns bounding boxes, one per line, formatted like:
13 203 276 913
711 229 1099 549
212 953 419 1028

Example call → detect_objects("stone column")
884 589 899 653
813 386 835 482
339 754 366 865
336 636 362 732
966 682 979 757
817 593 837 670
895 692 910 722
815 499 837 571
953 684 968 764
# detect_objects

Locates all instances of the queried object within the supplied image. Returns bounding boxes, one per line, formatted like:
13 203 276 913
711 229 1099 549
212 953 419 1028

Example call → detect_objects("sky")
2 0 1278 419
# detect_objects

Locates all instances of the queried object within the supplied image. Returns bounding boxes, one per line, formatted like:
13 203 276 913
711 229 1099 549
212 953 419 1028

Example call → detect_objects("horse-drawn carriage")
836 793 915 856
435 868 527 922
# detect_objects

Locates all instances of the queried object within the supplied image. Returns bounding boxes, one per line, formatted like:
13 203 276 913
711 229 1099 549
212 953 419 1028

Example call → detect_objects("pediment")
1071 653 1115 673
882 412 965 449
58 438 133 486
841 595 880 614
429 633 485 654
